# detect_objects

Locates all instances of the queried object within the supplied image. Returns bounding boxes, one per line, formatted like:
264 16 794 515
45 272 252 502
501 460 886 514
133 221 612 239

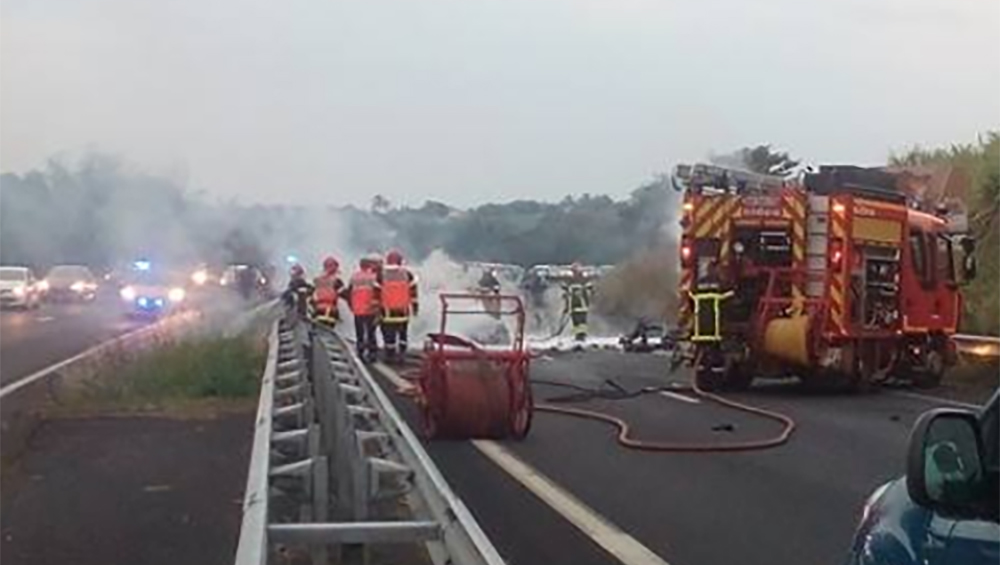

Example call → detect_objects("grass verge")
56 334 266 415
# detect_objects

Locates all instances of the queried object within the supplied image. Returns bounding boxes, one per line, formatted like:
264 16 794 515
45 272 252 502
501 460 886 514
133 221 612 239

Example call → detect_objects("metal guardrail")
235 315 506 565
953 334 1000 357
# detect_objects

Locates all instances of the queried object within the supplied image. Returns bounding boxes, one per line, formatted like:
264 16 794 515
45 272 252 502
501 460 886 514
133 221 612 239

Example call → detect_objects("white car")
0 266 44 309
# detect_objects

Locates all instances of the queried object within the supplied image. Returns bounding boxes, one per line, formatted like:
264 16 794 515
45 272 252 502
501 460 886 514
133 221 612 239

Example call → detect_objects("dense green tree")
890 132 999 334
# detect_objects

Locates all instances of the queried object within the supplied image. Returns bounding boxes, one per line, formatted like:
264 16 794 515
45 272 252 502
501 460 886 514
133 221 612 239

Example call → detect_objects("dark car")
44 265 98 302
118 268 188 319
847 390 999 564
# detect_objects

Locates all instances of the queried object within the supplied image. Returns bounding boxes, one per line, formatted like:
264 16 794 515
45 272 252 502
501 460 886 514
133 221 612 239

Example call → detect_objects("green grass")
69 335 265 410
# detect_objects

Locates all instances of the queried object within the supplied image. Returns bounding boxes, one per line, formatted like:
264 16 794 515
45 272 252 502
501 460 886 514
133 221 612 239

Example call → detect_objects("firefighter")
311 256 344 327
561 263 594 342
283 264 313 318
478 268 501 294
345 257 380 363
378 250 418 363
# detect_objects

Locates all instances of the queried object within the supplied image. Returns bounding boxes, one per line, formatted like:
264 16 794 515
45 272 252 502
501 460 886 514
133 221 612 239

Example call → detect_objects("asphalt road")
0 293 151 386
1 413 253 565
377 350 996 565
0 287 246 387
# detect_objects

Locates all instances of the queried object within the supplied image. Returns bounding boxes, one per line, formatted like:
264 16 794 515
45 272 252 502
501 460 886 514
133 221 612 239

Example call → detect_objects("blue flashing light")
138 297 149 307
285 254 299 264
133 260 151 271
154 298 164 307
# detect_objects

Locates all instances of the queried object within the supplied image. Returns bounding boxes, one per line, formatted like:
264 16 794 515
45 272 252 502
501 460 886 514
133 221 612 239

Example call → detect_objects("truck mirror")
906 409 987 516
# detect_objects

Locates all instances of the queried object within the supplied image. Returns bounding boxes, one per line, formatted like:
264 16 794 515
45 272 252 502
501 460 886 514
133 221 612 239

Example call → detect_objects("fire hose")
531 372 797 453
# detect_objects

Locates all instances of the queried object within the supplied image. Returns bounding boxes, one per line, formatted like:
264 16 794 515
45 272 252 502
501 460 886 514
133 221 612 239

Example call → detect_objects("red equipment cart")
418 293 533 440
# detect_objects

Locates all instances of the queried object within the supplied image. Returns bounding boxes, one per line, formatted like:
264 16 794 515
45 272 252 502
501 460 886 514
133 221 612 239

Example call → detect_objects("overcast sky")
2 0 998 207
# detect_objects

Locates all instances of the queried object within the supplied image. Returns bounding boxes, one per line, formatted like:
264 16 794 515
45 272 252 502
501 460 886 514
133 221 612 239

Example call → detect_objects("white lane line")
35 316 55 322
0 315 185 399
890 390 984 410
472 440 672 565
373 362 415 393
659 391 700 404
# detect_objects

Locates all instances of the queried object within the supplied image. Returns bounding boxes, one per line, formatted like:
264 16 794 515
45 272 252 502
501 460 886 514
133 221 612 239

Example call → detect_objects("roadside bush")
76 335 265 406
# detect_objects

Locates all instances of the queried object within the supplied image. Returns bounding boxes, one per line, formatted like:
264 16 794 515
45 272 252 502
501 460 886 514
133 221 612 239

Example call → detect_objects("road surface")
0 287 246 388
0 293 150 386
376 350 995 565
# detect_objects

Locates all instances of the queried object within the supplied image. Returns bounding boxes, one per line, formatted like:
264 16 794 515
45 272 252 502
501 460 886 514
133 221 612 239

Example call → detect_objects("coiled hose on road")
399 347 795 452
532 374 797 453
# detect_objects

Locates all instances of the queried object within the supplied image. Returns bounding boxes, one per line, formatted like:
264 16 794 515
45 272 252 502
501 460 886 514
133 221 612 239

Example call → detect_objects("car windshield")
0 268 28 281
47 266 91 282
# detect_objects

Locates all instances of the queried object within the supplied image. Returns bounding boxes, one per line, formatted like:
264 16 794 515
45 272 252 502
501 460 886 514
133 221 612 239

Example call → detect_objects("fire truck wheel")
912 350 945 389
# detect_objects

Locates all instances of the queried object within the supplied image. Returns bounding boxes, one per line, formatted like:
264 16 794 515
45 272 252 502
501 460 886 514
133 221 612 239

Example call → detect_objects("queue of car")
0 264 99 309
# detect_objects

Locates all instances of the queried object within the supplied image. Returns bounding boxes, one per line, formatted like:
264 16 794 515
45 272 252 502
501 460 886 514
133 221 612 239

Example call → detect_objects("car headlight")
120 286 137 301
12 285 26 296
37 280 49 292
71 281 87 292
191 270 208 286
168 287 186 302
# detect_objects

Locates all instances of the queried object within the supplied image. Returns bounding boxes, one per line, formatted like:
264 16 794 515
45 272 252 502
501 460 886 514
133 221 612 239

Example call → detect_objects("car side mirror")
906 409 987 517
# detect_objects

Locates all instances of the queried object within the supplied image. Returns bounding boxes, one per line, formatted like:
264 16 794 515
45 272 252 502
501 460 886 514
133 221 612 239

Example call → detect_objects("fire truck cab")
674 163 976 391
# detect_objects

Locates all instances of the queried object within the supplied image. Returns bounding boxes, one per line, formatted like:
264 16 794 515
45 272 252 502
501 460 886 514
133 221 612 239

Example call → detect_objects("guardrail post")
235 316 505 565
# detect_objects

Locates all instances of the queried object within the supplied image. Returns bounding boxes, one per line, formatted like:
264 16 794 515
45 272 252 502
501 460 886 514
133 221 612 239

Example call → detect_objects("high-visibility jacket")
380 266 417 322
313 275 342 306
564 281 593 314
349 270 378 316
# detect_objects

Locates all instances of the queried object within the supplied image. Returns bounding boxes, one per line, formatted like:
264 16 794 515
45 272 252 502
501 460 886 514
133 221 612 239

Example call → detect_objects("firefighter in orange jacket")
345 256 381 362
311 256 344 327
378 250 418 363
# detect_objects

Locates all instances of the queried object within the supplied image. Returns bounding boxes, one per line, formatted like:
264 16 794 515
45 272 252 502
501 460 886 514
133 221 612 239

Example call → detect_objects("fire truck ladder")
673 163 788 194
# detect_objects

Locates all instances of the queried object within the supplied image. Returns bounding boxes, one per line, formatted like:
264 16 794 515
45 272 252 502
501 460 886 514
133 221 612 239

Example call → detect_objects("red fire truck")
673 163 977 391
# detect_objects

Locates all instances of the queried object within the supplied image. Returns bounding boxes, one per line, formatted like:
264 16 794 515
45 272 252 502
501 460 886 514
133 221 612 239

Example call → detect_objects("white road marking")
373 362 415 392
890 390 984 410
659 391 700 404
35 316 54 322
472 440 672 565
0 315 186 399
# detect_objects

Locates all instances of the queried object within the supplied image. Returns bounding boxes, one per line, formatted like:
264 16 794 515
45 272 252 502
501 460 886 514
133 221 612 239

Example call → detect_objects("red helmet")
323 256 339 274
386 250 403 266
290 264 305 278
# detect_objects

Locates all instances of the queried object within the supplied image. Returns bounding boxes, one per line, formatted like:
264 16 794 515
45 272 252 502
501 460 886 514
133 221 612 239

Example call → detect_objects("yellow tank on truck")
762 313 811 367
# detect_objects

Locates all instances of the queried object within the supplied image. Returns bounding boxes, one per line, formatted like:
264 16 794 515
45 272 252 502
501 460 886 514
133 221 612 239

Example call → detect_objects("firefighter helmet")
386 250 404 266
323 256 339 274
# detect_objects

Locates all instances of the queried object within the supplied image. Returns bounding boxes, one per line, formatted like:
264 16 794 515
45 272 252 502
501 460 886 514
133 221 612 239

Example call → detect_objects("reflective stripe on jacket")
565 283 591 313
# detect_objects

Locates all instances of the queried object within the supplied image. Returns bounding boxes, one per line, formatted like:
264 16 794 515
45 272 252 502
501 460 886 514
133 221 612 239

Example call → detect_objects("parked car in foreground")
847 390 999 564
